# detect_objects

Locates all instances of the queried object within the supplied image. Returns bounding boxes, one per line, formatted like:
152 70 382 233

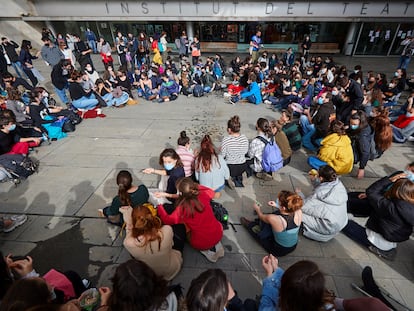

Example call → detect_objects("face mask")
86 66 92 71
321 69 327 74
317 97 324 105
306 71 312 75
369 111 376 117
298 94 302 99
404 170 414 182
407 112 413 117
164 163 175 171
311 178 321 188
350 124 359 130
394 72 399 77
332 90 339 96
389 83 394 88
62 69 68 75
8 124 16 131
310 62 315 66
182 68 187 72
50 289 57 301
42 92 49 98
354 70 359 74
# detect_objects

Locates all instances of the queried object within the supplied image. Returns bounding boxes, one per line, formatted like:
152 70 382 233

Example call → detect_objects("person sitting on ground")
157 73 179 103
308 120 354 175
270 120 292 167
68 70 99 111
0 110 42 155
369 107 392 158
221 115 249 188
279 109 302 151
175 130 196 178
348 111 374 179
392 97 414 143
200 65 216 93
195 134 230 199
343 174 414 261
143 148 185 213
84 63 99 85
157 177 225 263
5 88 32 125
95 78 129 107
247 117 282 181
94 259 181 311
259 255 390 311
186 269 256 311
119 204 183 281
299 165 348 242
99 170 149 226
230 72 262 105
137 72 157 101
240 190 303 257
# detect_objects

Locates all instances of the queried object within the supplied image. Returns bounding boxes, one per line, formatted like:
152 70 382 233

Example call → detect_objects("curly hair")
131 204 163 253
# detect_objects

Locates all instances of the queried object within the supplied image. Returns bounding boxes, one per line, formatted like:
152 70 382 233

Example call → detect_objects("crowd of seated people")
1 29 413 311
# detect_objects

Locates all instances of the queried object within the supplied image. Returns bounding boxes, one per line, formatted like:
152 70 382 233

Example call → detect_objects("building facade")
1 1 414 56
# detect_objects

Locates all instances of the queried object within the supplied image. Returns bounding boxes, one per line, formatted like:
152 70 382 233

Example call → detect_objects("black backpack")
62 118 76 133
210 200 229 230
193 84 204 97
0 154 39 179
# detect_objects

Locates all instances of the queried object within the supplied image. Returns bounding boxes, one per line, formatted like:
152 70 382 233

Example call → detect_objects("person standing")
179 31 189 58
190 36 201 66
19 40 41 87
73 34 94 71
1 37 25 78
127 32 138 69
51 59 72 107
398 36 414 70
301 35 312 62
159 32 168 64
40 36 64 67
97 37 113 69
84 28 98 54
250 30 262 63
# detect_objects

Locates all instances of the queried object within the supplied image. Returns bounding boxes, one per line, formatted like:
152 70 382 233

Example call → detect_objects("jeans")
11 61 25 78
54 86 69 105
307 156 327 170
300 115 318 151
102 92 129 107
72 94 99 110
88 40 97 54
397 55 411 70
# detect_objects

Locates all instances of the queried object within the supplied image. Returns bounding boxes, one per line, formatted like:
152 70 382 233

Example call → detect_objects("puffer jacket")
302 178 348 242
366 176 414 242
318 133 354 174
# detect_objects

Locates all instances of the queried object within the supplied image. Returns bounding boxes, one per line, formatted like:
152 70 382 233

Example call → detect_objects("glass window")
389 24 414 55
354 22 398 56
198 22 238 42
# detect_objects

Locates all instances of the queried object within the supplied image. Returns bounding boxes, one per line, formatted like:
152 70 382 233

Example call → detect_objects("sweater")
317 133 354 175
195 155 230 190
274 131 292 160
240 81 262 104
123 225 183 281
221 134 249 165
157 185 223 250
302 178 348 242
366 176 414 243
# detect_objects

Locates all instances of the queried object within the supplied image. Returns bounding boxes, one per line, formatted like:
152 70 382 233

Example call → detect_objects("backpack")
157 41 165 53
0 154 39 179
256 136 283 173
193 84 204 97
210 200 229 230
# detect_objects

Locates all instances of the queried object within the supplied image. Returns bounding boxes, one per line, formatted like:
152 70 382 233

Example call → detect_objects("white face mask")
321 68 327 74
306 71 312 75
86 66 92 71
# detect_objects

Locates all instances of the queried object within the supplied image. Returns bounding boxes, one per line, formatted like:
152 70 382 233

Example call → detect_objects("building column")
343 22 359 56
186 21 194 41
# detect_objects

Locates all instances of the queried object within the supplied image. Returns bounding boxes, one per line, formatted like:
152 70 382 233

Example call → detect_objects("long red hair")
196 135 219 173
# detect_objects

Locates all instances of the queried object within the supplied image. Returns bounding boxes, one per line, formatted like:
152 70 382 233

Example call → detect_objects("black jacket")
2 41 19 62
366 176 414 242
312 102 335 138
346 79 364 111
349 125 373 169
51 64 68 90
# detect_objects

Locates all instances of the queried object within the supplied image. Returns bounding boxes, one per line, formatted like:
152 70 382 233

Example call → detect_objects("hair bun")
180 131 187 138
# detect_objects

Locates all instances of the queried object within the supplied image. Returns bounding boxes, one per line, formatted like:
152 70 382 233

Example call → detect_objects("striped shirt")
221 134 249 165
176 146 195 177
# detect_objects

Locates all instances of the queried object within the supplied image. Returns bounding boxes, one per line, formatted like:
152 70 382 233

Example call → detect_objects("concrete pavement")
0 52 413 309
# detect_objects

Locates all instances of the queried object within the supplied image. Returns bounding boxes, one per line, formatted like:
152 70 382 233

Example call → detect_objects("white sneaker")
3 215 28 233
407 136 414 142
264 99 272 105
200 242 225 263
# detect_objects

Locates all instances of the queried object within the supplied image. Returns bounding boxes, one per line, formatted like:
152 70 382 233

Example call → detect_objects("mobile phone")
11 256 28 261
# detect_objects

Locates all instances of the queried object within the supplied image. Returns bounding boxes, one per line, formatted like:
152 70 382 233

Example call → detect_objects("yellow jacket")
318 133 354 174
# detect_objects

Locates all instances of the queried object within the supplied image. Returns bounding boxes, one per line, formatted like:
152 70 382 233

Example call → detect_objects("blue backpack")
256 136 283 173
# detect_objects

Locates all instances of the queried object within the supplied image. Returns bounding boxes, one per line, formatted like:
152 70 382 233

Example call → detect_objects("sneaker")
264 99 272 105
240 217 251 228
3 215 28 233
200 242 225 263
227 178 235 189
82 278 91 288
256 172 273 181
368 245 397 261
407 136 414 142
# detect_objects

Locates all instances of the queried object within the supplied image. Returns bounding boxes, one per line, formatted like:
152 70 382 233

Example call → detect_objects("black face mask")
44 43 50 47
